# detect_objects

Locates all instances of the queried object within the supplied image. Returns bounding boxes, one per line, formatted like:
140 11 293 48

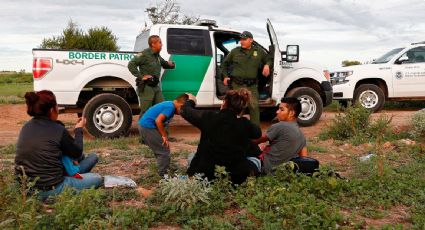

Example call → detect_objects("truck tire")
353 84 385 112
286 87 323 127
83 93 133 138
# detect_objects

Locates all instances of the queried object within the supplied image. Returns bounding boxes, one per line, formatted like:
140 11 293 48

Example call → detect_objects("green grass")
0 73 33 104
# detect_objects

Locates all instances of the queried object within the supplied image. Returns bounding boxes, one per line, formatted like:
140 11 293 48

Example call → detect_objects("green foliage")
0 171 43 229
0 72 32 84
156 174 212 210
46 188 109 229
0 73 33 104
319 105 401 144
320 105 371 142
411 109 425 139
40 20 119 51
342 60 362 67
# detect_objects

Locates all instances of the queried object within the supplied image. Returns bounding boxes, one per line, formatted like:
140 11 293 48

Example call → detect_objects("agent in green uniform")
221 31 271 126
128 35 175 118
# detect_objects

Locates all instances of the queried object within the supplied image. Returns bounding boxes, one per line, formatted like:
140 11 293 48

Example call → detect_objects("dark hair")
148 35 160 47
24 90 57 117
175 93 189 103
224 88 251 114
280 97 301 117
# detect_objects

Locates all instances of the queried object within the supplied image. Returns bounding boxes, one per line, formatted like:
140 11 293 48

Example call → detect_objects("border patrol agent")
222 31 272 126
128 35 175 118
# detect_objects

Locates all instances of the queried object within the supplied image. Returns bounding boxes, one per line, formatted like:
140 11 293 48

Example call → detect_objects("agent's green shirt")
128 48 173 78
221 45 272 80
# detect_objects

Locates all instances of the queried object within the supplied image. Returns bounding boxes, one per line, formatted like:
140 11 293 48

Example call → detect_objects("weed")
156 174 212 210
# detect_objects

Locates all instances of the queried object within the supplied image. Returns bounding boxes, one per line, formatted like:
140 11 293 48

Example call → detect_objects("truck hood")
331 63 388 73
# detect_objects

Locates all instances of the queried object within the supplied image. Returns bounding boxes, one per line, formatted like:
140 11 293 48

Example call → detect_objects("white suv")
331 41 425 111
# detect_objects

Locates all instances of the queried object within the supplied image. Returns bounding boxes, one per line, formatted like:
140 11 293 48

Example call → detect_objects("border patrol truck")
331 41 425 112
32 19 332 138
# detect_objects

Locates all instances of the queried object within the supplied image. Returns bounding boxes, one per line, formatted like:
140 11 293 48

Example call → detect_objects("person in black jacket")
15 90 102 200
180 88 262 184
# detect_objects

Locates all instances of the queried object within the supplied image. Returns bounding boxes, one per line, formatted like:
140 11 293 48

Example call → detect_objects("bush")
411 109 425 139
319 105 398 144
320 105 371 141
156 174 212 210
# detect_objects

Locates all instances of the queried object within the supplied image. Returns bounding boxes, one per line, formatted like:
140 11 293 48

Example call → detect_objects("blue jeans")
78 153 99 173
38 173 103 200
38 153 101 200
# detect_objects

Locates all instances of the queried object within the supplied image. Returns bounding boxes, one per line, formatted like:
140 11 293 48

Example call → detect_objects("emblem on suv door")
395 71 403 80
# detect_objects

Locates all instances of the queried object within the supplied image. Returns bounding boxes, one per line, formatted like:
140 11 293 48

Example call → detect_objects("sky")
0 0 424 72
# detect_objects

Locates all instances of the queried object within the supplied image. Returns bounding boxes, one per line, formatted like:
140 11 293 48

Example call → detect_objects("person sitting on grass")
180 88 262 184
138 93 189 177
15 90 103 201
253 97 308 174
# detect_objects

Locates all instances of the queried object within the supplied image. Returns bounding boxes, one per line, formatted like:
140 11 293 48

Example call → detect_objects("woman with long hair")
181 88 262 184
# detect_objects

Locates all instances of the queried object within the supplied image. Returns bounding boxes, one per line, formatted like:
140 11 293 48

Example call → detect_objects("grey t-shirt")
263 121 306 174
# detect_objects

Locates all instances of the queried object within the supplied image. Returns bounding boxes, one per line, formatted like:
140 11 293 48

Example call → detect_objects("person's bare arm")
155 114 169 148
252 134 270 145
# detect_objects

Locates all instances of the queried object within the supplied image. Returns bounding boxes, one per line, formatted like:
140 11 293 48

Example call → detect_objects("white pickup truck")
33 19 332 138
331 41 425 111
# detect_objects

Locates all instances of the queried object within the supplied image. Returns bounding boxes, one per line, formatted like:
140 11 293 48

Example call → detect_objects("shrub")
411 109 425 139
320 105 371 141
156 174 212 210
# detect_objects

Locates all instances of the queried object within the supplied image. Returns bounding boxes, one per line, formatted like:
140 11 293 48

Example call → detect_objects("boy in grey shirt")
254 97 307 174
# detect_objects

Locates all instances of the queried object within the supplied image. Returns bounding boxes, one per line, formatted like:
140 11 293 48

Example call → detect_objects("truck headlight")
330 71 353 85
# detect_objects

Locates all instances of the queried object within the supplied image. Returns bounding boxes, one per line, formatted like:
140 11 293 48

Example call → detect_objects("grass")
0 73 33 104
2 105 425 229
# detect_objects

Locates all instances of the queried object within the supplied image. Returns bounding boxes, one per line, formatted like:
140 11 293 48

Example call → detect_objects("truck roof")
136 23 240 40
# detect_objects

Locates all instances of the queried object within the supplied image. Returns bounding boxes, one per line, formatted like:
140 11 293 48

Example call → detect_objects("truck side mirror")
395 56 408 65
282 45 299 62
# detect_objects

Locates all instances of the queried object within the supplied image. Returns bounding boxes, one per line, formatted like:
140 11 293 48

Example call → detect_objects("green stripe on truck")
161 54 212 100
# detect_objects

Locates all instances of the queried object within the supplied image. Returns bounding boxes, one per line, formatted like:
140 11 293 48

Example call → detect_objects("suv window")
167 28 212 56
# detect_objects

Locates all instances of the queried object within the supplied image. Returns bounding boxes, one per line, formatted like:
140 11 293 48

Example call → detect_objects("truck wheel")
353 84 385 112
286 87 323 127
83 93 133 138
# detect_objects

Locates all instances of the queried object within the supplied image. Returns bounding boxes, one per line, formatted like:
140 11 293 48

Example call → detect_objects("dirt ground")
0 104 417 146
0 104 416 146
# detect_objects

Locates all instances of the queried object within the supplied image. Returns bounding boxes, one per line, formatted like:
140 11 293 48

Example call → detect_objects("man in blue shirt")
139 93 189 176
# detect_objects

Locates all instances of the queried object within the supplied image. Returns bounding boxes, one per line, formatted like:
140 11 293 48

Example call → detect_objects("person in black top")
180 88 262 184
15 90 102 200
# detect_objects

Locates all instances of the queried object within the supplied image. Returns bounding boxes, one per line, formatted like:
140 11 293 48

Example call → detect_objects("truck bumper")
321 81 333 106
332 82 355 100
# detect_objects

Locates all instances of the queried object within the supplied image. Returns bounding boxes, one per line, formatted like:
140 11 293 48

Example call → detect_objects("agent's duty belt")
231 76 258 86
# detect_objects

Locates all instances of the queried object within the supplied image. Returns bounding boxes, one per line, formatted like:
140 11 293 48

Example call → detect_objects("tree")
342 60 362 67
40 20 119 51
145 0 199 25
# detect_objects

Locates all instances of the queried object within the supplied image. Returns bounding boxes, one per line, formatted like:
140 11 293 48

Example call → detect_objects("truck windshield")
372 48 404 64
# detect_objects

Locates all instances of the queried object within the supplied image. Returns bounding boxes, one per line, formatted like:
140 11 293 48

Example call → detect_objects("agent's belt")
231 76 258 86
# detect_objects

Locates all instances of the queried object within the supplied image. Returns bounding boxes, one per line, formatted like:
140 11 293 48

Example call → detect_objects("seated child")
62 153 99 179
253 97 307 174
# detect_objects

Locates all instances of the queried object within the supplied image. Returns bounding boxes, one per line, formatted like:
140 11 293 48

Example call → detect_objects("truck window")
167 28 212 56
